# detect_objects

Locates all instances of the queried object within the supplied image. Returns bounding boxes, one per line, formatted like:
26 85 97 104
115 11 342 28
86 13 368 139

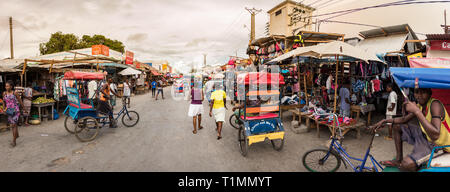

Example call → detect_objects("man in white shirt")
109 79 117 109
326 74 333 104
88 80 97 100
385 83 397 140
123 78 131 108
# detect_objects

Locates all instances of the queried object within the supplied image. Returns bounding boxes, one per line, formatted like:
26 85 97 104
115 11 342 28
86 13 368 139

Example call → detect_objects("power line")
315 0 340 9
13 19 47 42
307 0 324 6
294 0 450 33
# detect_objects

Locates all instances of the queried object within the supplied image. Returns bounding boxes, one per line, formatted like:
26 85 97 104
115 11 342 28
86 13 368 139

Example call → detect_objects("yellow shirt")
211 90 226 109
419 98 450 152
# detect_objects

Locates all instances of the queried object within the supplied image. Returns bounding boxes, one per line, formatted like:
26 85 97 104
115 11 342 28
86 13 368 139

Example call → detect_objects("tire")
64 116 78 134
238 125 248 157
271 138 284 151
74 116 100 142
302 148 341 172
271 124 284 151
229 114 239 129
122 111 140 127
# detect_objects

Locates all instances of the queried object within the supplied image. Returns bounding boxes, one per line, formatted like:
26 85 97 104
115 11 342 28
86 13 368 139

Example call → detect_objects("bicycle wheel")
238 125 248 157
122 111 140 127
302 149 341 172
229 114 240 129
74 116 100 142
64 116 77 134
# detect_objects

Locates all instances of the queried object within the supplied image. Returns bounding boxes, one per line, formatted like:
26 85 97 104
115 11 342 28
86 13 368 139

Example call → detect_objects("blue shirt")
151 81 157 88
339 87 350 111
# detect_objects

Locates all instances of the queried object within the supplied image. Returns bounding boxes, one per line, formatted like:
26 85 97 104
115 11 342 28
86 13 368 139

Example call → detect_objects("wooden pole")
9 17 14 59
303 64 308 105
333 55 339 137
22 59 27 75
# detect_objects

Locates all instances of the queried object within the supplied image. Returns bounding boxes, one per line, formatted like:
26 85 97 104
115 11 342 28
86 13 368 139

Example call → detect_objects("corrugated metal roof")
426 34 450 40
355 34 408 55
360 24 410 38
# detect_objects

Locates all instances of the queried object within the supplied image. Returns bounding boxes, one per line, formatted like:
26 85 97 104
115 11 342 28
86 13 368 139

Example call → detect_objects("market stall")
270 40 385 138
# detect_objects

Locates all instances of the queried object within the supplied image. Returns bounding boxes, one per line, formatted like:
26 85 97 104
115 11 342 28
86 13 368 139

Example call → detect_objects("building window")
275 9 282 16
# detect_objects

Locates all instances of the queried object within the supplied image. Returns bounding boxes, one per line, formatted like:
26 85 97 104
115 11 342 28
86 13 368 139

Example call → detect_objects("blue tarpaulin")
390 67 450 89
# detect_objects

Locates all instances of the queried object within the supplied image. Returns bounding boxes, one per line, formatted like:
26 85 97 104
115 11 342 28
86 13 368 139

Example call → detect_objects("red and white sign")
92 45 110 56
125 51 134 65
429 40 450 51
101 45 109 56
409 57 450 68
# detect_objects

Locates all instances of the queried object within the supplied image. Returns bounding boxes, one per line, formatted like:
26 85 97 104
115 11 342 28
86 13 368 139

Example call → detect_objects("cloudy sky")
0 0 448 73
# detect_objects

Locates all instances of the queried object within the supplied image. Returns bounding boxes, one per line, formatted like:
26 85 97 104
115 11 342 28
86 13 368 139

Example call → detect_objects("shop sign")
135 61 141 69
407 52 423 61
125 51 134 65
429 40 450 51
92 45 109 56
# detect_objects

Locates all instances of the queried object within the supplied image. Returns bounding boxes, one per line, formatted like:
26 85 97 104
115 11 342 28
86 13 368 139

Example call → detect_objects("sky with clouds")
0 0 448 74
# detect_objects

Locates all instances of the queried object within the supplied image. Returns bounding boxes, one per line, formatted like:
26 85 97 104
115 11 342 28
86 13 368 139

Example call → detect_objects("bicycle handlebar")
312 107 343 138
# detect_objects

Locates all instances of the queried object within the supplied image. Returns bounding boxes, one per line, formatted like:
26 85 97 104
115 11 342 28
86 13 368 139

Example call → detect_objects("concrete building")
267 0 315 36
142 60 171 73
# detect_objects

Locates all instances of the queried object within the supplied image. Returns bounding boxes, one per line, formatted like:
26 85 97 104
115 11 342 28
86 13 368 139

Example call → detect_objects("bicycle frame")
313 109 384 172
97 99 131 127
327 135 384 172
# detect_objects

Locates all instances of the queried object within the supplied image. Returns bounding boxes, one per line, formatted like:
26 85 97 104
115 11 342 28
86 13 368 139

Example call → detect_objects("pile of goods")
32 97 56 104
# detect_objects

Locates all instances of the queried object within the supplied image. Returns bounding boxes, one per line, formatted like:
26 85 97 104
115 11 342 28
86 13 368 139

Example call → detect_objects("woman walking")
188 83 204 134
3 80 23 147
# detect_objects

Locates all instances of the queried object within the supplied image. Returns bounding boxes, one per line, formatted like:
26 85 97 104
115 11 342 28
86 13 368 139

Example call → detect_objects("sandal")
380 160 400 167
199 126 203 130
217 136 222 140
193 130 197 134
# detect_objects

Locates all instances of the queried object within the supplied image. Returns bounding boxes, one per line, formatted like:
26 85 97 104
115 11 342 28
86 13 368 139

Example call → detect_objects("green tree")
39 32 81 55
79 34 125 53
39 32 125 55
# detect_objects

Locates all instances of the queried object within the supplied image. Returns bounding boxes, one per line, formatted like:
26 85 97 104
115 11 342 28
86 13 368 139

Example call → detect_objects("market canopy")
390 67 450 89
270 41 385 64
63 71 105 80
118 67 142 76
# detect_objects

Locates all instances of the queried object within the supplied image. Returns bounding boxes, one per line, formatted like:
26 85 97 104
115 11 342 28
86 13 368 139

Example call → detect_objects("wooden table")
290 109 313 127
281 104 305 119
32 102 55 122
314 118 364 139
350 105 375 126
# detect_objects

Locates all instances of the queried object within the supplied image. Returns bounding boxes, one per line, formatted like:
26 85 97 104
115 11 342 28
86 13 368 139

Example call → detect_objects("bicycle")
302 112 384 172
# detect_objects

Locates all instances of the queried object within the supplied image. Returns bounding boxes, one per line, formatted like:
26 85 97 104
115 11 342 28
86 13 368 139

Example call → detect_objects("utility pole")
203 53 207 67
9 17 14 59
443 10 449 34
245 7 262 45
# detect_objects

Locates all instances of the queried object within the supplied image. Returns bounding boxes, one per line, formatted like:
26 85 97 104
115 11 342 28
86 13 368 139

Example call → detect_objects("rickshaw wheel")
122 111 140 127
74 116 100 142
229 114 240 129
238 125 248 157
271 138 284 151
64 116 79 134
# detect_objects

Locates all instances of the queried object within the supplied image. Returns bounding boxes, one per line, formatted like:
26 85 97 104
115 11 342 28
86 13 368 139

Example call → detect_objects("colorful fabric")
4 93 20 124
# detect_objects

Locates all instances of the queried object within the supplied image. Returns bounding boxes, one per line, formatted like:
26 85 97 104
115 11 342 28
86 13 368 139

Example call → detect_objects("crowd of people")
3 75 171 148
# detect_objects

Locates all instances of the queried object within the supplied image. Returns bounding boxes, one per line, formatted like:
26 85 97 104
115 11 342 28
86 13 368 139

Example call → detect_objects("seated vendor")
369 88 450 171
